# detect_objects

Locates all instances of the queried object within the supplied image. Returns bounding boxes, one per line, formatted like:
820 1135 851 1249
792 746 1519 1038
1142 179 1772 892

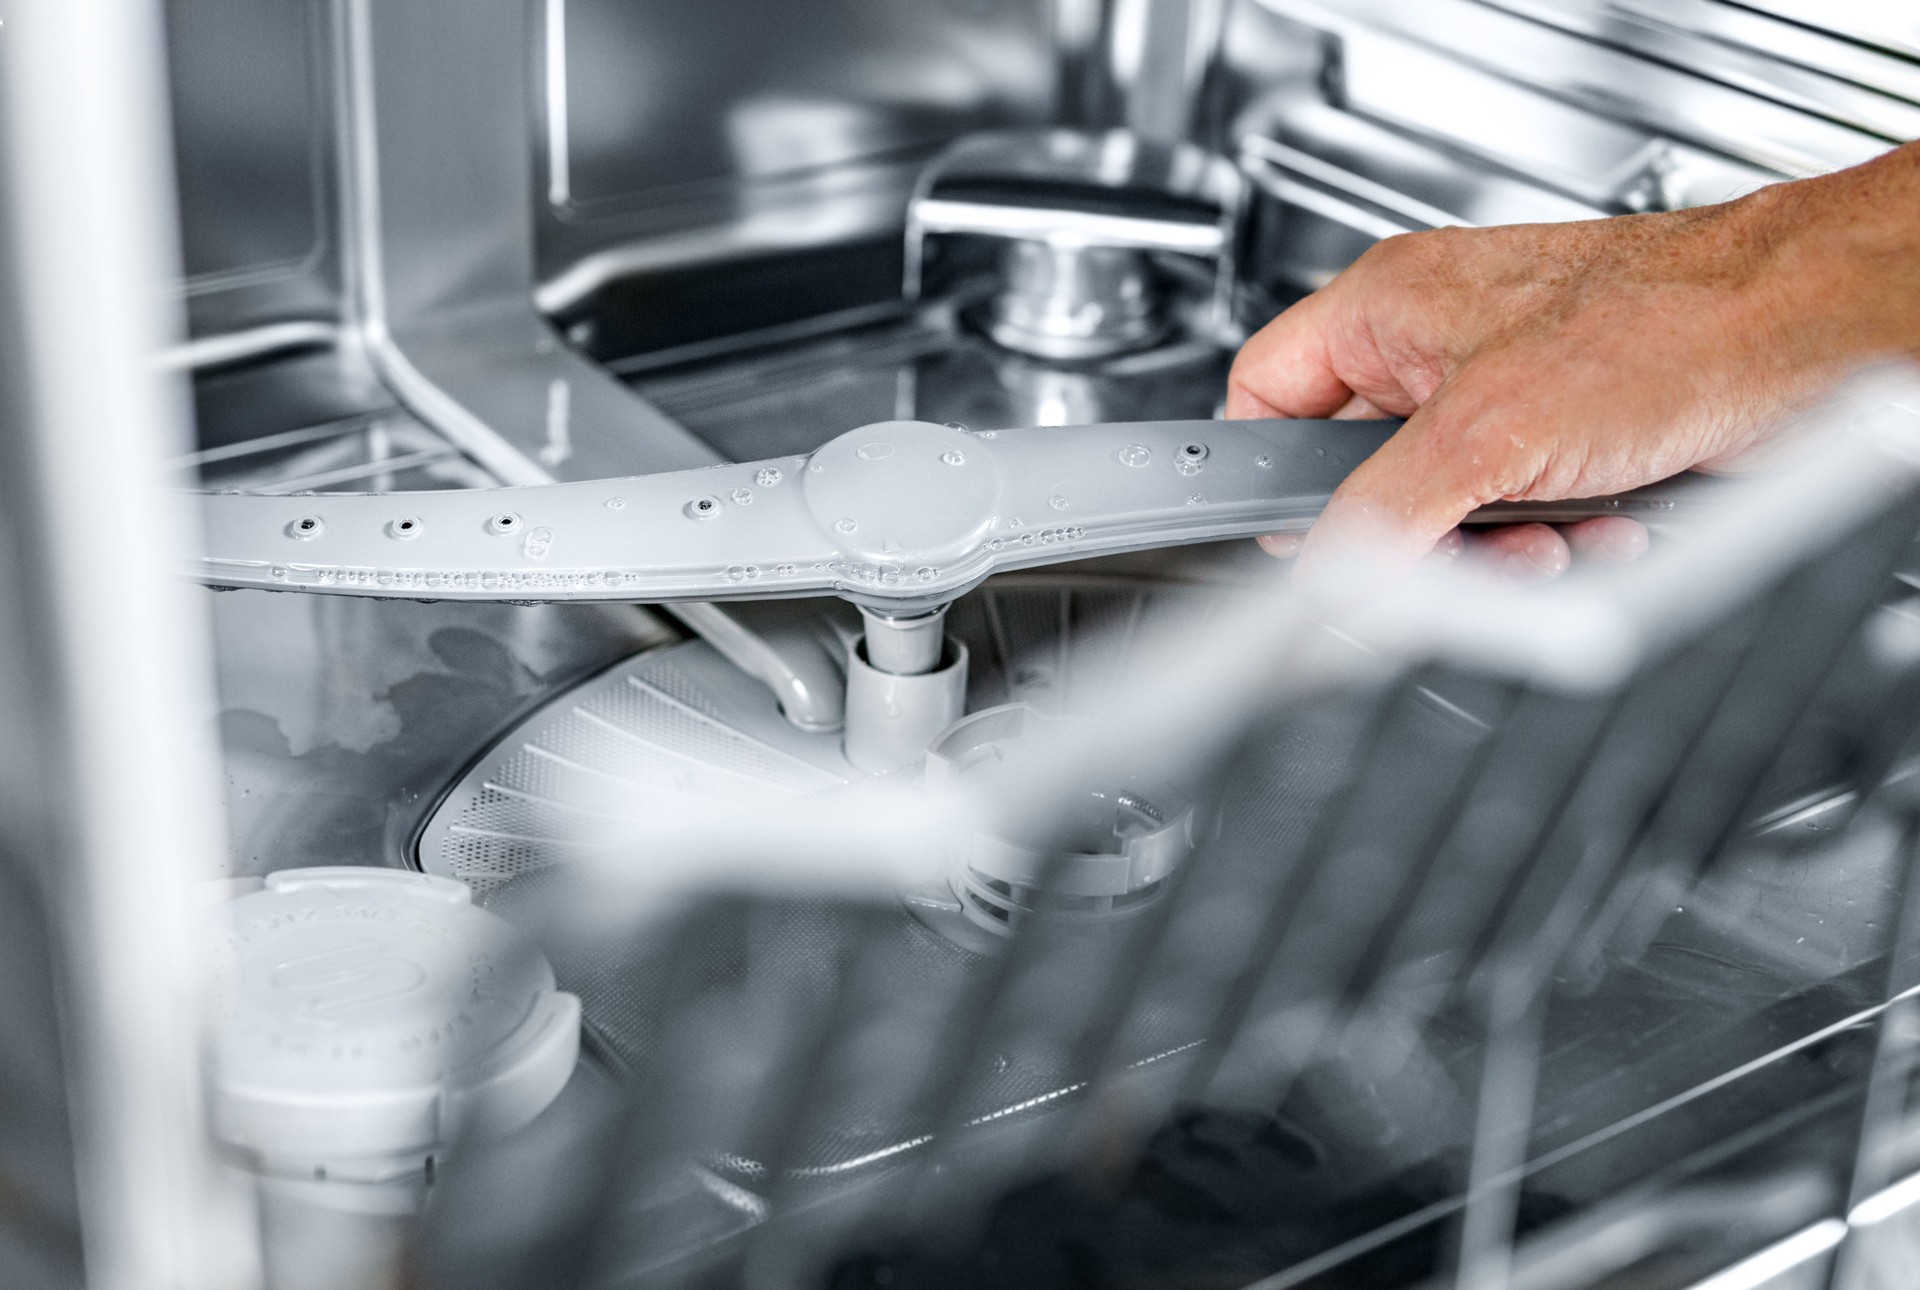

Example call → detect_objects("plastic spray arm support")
195 417 1696 612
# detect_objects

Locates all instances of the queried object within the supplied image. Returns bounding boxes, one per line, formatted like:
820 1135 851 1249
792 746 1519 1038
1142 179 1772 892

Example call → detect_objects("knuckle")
1414 404 1539 505
1362 229 1443 274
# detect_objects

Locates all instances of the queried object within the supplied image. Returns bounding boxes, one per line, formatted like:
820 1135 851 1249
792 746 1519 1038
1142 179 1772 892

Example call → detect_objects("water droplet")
1010 519 1024 529
775 563 797 576
943 421 969 433
1176 458 1202 476
1186 493 1206 506
606 496 625 509
1255 455 1273 469
834 517 857 533
856 441 895 461
1048 494 1069 511
809 463 824 474
1118 444 1152 467
755 468 782 487
1313 446 1327 458
270 565 288 579
725 565 749 583
941 450 966 466
730 488 753 506
976 430 998 439
915 566 937 581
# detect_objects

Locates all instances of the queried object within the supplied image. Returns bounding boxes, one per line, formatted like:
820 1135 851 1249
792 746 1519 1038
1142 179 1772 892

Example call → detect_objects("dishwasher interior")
142 1 1920 1287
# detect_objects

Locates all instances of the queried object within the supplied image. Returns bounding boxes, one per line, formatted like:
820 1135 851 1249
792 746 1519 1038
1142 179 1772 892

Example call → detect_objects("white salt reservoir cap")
208 867 580 1183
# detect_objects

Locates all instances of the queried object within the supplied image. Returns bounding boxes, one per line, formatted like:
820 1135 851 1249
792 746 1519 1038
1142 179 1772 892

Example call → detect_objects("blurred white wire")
0 1 260 1286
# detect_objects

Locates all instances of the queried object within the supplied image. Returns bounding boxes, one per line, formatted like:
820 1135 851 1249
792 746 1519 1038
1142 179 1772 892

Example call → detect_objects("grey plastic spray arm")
196 418 1692 613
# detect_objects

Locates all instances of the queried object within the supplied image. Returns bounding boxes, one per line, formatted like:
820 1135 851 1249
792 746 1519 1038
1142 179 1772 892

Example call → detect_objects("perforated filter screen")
418 578 1221 894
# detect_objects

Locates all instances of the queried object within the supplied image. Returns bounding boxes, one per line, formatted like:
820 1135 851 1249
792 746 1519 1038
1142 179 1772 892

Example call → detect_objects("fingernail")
1258 533 1304 559
1225 388 1280 421
1502 549 1566 584
1603 524 1650 561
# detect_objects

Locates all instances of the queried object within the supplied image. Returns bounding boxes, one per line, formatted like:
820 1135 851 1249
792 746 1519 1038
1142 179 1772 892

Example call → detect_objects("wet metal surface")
207 590 675 876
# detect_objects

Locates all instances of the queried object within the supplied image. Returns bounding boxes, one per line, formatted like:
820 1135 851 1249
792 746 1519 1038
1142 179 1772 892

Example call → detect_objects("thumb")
1292 395 1515 594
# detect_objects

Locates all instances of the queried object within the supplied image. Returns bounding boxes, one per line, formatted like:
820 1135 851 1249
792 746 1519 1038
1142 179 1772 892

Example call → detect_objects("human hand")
1227 142 1920 590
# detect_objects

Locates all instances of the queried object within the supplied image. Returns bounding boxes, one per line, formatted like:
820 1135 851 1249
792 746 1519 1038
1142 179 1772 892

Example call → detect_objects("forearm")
1736 141 1920 378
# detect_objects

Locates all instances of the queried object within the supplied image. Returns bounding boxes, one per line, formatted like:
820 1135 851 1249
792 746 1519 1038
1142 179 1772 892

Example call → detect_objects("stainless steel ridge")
1588 0 1920 107
1260 0 1890 176
1478 0 1920 135
1703 1 1920 65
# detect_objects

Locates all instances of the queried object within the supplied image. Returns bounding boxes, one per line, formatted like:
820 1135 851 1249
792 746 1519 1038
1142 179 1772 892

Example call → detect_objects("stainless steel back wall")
532 0 1059 346
543 0 1056 223
160 1 1919 349
161 0 1061 345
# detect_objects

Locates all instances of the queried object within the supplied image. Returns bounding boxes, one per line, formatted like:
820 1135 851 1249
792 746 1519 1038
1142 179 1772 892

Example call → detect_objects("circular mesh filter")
414 575 1229 1179
418 576 1219 894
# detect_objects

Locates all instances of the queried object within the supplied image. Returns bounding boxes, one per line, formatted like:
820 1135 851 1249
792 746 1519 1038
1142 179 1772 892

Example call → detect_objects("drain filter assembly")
926 703 1196 936
207 867 580 1189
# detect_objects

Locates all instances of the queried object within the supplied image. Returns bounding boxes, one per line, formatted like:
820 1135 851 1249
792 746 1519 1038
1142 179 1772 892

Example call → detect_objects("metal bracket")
333 0 717 483
197 417 1694 614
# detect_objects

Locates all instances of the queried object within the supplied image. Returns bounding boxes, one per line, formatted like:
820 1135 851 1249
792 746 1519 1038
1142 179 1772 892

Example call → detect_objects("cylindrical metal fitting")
986 240 1166 361
844 634 969 774
860 606 949 676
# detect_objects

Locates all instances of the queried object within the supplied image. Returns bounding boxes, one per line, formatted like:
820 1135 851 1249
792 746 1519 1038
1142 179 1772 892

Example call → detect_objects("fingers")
1332 390 1392 420
1291 399 1496 591
1429 528 1468 562
1224 385 1286 420
1564 516 1649 563
1262 521 1566 584
1260 524 1468 565
1259 518 1650 587
1472 523 1570 584
1225 290 1356 420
